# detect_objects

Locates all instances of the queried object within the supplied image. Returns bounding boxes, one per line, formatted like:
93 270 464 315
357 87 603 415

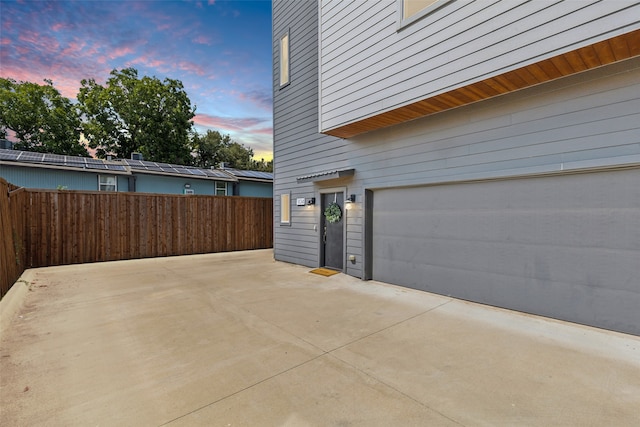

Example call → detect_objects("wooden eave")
323 29 640 139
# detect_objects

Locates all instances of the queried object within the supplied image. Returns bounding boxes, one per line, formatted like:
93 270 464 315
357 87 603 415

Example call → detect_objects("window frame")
279 30 290 88
280 192 291 225
397 0 453 30
215 181 227 196
98 175 117 192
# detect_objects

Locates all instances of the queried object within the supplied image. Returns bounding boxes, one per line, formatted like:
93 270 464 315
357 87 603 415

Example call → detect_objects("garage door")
372 168 640 335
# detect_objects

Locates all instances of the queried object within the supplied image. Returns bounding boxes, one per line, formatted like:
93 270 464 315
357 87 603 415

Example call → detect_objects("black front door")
321 192 344 270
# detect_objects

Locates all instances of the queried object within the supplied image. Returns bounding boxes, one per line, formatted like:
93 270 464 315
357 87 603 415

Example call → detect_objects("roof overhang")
323 29 640 139
0 160 131 175
232 177 273 183
130 169 237 182
296 168 355 183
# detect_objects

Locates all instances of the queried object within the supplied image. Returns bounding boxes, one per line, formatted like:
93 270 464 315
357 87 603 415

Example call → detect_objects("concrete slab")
1 249 639 426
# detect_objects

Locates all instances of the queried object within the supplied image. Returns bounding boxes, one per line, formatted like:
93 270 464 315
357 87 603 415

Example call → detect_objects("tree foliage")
0 78 88 156
77 68 195 164
2 70 272 171
191 130 272 172
191 130 232 168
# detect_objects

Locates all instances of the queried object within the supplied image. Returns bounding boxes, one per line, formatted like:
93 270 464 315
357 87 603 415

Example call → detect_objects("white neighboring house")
272 0 640 334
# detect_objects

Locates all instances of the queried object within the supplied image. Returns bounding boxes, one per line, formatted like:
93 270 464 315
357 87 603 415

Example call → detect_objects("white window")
280 192 290 224
98 175 117 192
399 0 451 28
215 181 227 196
279 32 290 87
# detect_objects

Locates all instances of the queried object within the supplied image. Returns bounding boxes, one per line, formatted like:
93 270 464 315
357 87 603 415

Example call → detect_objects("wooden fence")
1 178 273 297
1 179 28 298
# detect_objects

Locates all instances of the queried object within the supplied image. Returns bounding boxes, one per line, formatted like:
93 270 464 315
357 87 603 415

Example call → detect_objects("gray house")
272 1 640 334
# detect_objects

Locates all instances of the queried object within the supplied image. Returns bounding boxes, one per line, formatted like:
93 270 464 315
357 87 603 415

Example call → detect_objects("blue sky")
0 0 274 160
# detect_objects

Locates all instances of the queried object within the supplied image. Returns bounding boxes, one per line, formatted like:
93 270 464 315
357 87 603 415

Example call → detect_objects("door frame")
318 186 347 272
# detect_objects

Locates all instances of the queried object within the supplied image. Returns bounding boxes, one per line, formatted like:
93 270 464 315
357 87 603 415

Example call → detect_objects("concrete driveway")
1 249 639 426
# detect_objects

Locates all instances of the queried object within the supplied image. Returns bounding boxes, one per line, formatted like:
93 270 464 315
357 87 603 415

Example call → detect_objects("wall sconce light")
306 197 316 205
184 183 191 189
345 194 356 203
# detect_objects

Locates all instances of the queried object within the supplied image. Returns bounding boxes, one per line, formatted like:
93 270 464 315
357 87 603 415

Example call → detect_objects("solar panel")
63 158 87 167
203 169 231 178
17 152 44 162
226 169 273 180
124 161 156 171
2 149 273 183
123 159 145 167
155 162 173 171
171 167 188 174
1 149 133 174
85 158 104 165
0 149 19 161
86 163 108 170
187 168 206 176
104 164 127 171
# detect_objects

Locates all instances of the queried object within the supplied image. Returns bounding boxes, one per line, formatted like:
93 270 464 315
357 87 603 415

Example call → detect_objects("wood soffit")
323 29 640 139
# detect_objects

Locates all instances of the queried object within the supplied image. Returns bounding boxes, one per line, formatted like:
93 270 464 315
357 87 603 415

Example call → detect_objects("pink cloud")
0 64 79 99
18 30 60 52
192 35 212 45
51 22 71 31
177 61 207 76
194 114 267 132
60 40 86 57
1 38 10 45
128 55 166 69
208 0 216 5
109 46 134 60
237 90 272 111
250 127 274 136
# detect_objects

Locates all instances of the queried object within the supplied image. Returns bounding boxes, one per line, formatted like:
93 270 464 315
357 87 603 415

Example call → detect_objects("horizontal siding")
134 174 216 195
319 0 640 131
274 0 343 269
0 165 109 191
347 58 640 189
237 182 273 198
274 1 639 281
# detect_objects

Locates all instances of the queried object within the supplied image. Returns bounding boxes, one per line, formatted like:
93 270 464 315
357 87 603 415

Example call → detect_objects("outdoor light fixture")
184 183 191 189
345 194 356 203
307 197 316 205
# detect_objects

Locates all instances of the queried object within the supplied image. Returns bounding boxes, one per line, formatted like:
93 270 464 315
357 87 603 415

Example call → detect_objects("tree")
190 130 272 172
191 130 232 168
251 158 273 172
220 140 254 170
0 78 88 156
77 68 195 164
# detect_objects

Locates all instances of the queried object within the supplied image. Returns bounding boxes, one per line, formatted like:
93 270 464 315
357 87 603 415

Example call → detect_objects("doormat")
309 268 340 277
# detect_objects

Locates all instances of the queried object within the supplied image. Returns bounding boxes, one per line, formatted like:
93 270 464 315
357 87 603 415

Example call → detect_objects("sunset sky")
0 0 274 160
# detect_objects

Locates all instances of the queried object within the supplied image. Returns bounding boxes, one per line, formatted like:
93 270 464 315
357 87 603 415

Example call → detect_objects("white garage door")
372 168 640 334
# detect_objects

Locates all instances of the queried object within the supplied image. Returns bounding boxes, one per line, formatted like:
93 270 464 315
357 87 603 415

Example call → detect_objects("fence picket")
0 180 273 298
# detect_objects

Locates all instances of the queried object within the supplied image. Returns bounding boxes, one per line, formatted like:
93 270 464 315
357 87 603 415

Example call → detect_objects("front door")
321 192 344 270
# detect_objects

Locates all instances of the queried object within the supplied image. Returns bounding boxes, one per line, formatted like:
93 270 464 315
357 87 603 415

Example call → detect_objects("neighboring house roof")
0 149 128 173
219 167 274 183
119 158 235 181
0 149 273 183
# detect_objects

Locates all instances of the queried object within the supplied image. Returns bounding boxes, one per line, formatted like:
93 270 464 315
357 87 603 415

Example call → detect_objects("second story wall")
319 0 640 134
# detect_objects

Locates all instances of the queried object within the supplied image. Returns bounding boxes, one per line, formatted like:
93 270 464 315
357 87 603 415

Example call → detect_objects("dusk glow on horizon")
0 0 274 160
